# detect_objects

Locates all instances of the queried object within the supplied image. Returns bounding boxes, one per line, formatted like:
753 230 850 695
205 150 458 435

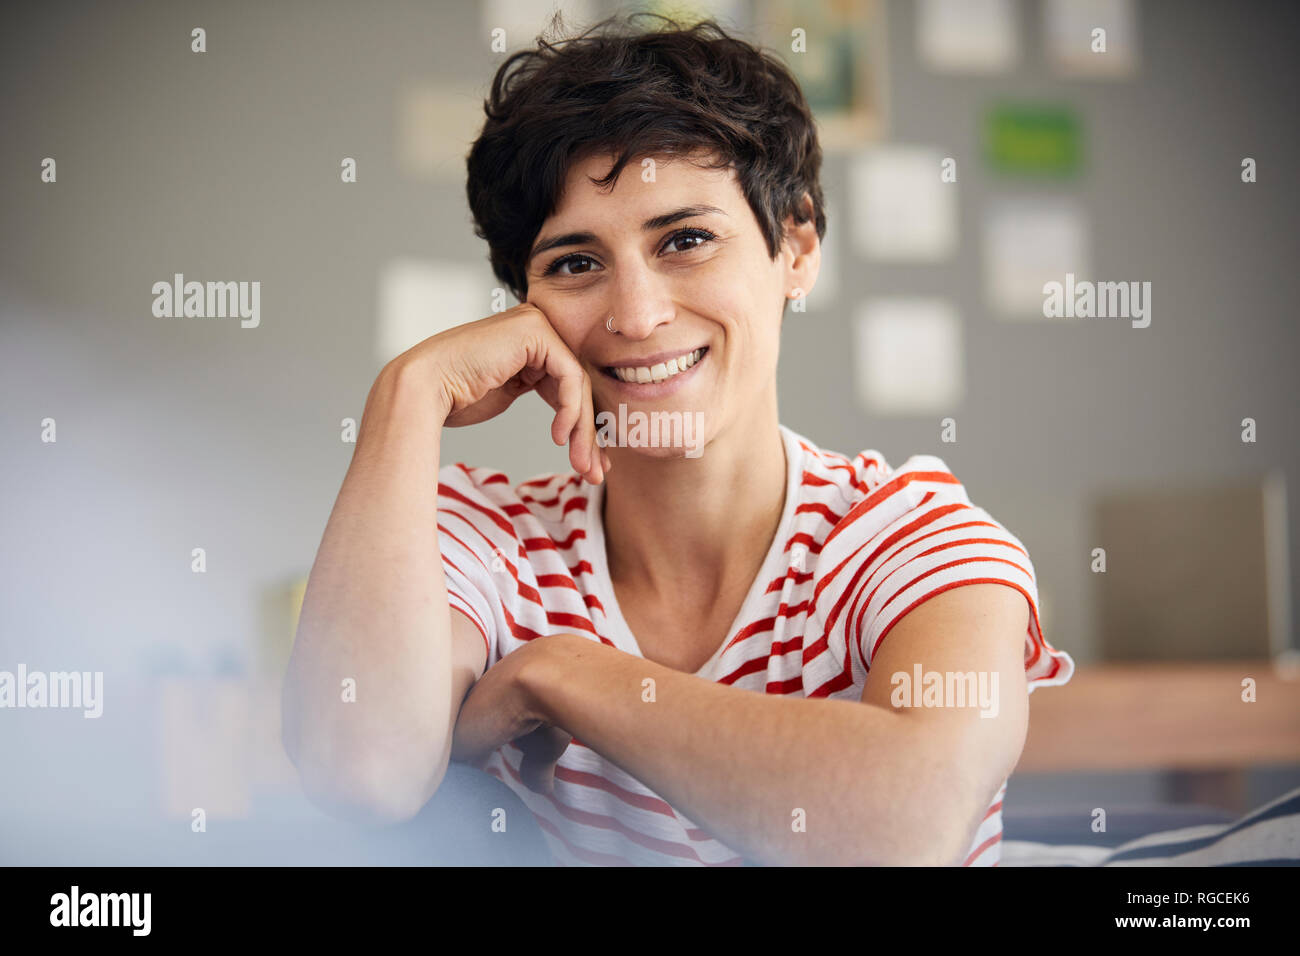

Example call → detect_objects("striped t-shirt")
437 423 1074 866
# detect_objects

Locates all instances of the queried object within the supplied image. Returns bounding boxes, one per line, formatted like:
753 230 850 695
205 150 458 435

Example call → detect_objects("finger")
569 373 599 480
521 314 594 471
549 357 583 449
517 316 572 444
532 372 561 413
509 366 546 396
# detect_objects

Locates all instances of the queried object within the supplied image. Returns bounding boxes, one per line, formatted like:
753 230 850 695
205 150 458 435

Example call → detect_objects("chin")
595 405 712 462
615 441 707 462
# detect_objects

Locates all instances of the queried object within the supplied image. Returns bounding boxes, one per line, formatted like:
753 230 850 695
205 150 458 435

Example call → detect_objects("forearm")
282 357 456 820
528 636 978 865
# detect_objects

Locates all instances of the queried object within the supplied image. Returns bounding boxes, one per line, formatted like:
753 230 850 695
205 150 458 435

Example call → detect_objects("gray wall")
1 0 1297 825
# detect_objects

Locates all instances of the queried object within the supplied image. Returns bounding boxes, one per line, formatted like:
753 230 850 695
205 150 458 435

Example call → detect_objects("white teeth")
612 348 705 384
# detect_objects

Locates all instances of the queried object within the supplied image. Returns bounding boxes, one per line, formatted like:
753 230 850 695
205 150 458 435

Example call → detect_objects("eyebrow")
527 204 728 266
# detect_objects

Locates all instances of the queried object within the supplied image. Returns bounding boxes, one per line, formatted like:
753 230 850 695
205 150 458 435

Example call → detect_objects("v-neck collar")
581 424 806 677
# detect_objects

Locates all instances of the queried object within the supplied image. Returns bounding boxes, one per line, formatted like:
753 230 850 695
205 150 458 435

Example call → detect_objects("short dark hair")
465 11 827 303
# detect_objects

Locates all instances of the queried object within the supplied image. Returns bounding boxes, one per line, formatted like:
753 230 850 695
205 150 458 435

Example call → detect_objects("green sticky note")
984 105 1083 177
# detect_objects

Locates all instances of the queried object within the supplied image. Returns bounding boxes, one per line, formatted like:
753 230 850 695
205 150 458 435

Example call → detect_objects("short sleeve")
436 463 519 670
842 455 1074 694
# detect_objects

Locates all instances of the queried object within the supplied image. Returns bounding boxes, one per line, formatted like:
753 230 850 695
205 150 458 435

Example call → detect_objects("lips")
602 346 709 384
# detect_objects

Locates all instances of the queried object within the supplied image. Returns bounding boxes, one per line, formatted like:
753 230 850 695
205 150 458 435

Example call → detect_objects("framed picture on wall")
754 0 889 149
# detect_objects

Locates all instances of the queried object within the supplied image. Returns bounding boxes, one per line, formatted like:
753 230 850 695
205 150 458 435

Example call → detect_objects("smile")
604 347 708 384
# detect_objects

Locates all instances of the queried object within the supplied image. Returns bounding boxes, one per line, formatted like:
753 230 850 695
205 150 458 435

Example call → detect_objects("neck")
600 392 788 600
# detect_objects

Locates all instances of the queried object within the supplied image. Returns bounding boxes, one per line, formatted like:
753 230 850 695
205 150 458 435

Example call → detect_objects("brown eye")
662 228 717 255
544 254 600 278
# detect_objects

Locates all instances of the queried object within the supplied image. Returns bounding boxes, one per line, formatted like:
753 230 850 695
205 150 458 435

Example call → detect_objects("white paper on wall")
376 259 492 364
850 146 957 261
983 198 1090 318
917 0 1019 73
853 298 963 415
1044 0 1138 77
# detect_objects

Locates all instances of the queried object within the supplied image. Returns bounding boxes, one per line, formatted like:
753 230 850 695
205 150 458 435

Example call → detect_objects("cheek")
678 258 760 319
693 248 779 305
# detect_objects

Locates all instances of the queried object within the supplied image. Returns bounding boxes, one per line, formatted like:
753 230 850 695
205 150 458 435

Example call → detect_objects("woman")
282 13 1074 866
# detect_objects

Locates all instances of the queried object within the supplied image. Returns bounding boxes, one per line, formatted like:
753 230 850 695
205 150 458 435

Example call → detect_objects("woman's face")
524 150 819 459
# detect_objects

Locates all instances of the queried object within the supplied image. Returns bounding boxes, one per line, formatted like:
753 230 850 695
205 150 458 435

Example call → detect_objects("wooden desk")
1017 660 1300 811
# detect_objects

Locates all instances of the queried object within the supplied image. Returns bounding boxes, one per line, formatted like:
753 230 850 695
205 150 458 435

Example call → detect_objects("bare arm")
280 305 603 825
281 360 465 824
499 583 1030 864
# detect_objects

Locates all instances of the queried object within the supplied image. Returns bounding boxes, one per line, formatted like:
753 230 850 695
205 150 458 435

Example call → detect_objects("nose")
607 260 675 339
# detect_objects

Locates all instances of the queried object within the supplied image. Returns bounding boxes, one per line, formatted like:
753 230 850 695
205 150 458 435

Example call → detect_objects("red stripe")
558 743 721 841
528 528 586 551
854 452 881 471
800 471 837 487
518 474 571 490
496 748 740 865
784 532 824 556
874 556 1031 633
545 610 598 636
520 491 563 508
963 830 1001 866
717 599 809 657
823 470 961 551
533 814 635 866
807 667 854 698
502 606 614 647
442 519 596 621
868 576 1037 665
797 507 985 683
446 595 489 658
765 675 804 694
765 569 814 593
795 501 846 524
455 464 510 487
815 503 974 664
716 653 769 685
437 522 497 577
439 510 529 588
536 573 579 591
504 605 547 642
718 634 804 685
438 483 517 538
798 441 871 494
849 531 1029 666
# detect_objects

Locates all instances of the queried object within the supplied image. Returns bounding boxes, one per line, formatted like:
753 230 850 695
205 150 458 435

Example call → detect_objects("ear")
781 192 820 305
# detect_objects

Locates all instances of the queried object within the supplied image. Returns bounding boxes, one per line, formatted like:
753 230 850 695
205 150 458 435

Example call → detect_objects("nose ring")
606 314 616 333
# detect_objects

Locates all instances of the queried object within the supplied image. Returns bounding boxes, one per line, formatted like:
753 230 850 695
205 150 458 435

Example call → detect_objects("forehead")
548 150 740 221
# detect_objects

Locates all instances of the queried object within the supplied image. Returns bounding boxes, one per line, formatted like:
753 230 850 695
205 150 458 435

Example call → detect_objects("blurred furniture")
1018 659 1300 812
1002 784 1300 865
1092 472 1290 661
